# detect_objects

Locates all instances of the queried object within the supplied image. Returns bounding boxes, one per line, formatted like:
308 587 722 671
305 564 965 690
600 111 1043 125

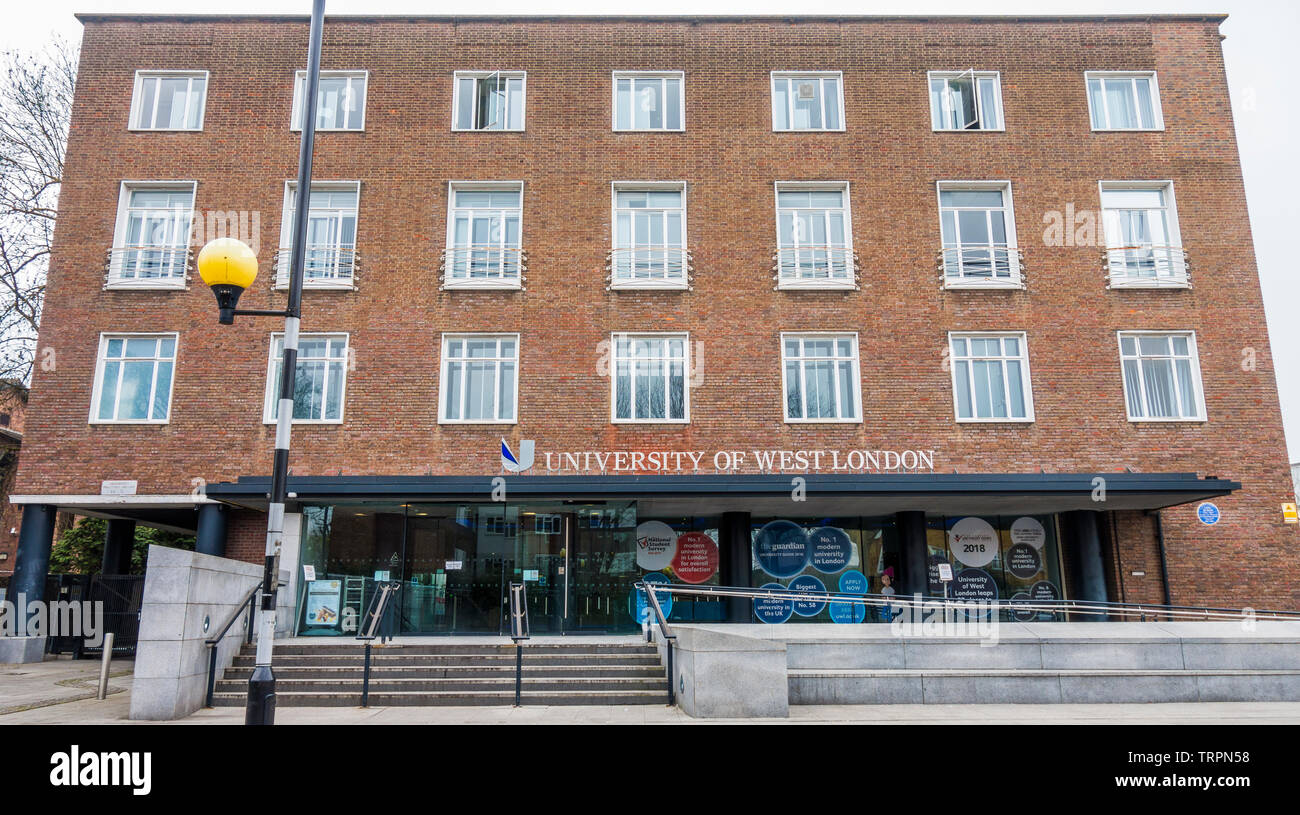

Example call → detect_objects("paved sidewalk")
4 656 1300 724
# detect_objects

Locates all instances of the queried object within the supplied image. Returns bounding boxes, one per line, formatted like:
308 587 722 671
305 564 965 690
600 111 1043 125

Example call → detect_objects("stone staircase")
212 640 667 707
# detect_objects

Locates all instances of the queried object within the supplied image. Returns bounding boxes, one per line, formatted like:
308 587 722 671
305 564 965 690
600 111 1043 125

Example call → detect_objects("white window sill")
777 281 856 291
442 281 523 291
1106 278 1190 290
104 280 188 291
931 127 1006 133
955 416 1035 424
1126 416 1207 424
783 418 862 425
438 419 519 426
611 419 691 426
943 278 1025 291
1091 126 1165 133
290 127 365 133
273 280 356 292
613 128 684 133
610 280 689 291
128 127 204 133
89 419 170 426
772 128 846 133
451 127 527 133
262 419 344 426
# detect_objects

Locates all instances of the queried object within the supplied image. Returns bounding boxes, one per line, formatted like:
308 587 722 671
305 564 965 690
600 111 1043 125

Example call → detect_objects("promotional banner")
304 579 343 628
671 531 719 584
949 517 999 568
635 521 678 571
753 520 810 578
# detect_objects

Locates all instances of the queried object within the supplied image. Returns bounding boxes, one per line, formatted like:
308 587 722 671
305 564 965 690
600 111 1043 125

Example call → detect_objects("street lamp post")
196 0 326 726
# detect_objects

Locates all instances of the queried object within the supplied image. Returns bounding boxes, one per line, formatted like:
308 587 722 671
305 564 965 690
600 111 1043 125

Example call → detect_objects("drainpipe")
1146 509 1173 606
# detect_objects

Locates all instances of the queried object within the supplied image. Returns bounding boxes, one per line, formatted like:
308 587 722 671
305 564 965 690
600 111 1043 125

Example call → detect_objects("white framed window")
453 71 526 131
107 181 196 289
937 181 1021 288
611 182 687 289
1099 181 1186 287
90 333 177 424
130 71 208 131
263 333 349 424
1086 71 1163 131
781 333 861 423
278 181 359 289
928 70 1003 131
444 182 524 289
1118 331 1205 422
291 70 367 131
611 333 689 424
771 72 844 132
439 334 519 424
948 332 1034 422
774 182 854 289
612 71 684 131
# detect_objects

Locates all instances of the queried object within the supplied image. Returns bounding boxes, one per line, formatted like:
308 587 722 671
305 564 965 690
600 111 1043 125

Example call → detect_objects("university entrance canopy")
204 472 1238 516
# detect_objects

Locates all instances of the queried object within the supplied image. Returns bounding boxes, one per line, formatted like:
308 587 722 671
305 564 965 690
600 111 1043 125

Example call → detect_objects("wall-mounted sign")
373 570 390 581
635 521 677 571
828 600 866 624
523 569 539 582
753 582 794 624
304 580 343 627
937 562 954 582
445 561 463 571
1010 516 1046 549
838 570 868 594
808 527 853 572
788 574 827 617
671 531 719 584
510 445 938 475
1283 503 1298 524
100 480 137 495
1197 503 1220 526
927 554 951 594
949 517 998 567
302 564 316 581
753 520 810 578
1006 543 1043 579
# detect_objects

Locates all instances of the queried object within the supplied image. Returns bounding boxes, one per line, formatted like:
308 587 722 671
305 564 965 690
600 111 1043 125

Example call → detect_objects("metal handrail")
773 245 856 284
509 582 529 706
203 580 263 708
273 246 357 286
607 247 691 284
104 245 191 286
637 582 1300 623
356 580 401 708
440 245 526 286
939 244 1023 285
1103 245 1189 286
634 582 677 705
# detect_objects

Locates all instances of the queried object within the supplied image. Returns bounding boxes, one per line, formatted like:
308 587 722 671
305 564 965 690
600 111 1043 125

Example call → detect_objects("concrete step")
248 643 658 657
209 689 667 707
215 676 666 693
789 668 1300 705
229 653 662 667
220 664 665 680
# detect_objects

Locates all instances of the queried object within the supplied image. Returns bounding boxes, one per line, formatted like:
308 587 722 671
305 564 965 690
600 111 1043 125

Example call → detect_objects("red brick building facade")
9 14 1295 633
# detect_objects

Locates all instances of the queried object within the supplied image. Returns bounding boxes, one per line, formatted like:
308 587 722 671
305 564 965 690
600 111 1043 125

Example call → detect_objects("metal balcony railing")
606 247 692 289
273 246 358 289
440 245 527 289
939 244 1025 288
1103 245 1190 288
772 245 860 289
104 246 191 288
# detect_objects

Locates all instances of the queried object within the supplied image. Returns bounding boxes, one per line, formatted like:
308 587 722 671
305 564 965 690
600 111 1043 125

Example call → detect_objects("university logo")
501 438 535 473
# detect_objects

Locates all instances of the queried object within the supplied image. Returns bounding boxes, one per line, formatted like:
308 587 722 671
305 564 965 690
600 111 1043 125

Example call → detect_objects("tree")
48 516 196 576
0 39 76 386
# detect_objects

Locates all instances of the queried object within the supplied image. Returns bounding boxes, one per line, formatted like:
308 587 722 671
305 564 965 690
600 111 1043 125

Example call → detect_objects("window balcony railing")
606 247 692 290
1103 245 1190 289
273 246 358 290
772 246 860 290
939 245 1025 289
104 245 191 289
439 245 527 289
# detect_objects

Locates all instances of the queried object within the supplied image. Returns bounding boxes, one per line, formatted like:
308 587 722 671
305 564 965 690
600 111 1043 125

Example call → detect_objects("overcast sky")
6 1 1297 461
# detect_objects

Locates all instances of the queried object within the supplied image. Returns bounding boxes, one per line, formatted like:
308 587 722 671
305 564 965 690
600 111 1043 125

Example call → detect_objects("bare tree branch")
0 37 75 386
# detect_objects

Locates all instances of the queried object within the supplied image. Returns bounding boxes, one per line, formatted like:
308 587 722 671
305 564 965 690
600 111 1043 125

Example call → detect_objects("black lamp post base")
245 665 276 725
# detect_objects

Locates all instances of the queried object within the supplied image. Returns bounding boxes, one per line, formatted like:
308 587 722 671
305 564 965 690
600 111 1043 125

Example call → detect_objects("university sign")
502 439 937 474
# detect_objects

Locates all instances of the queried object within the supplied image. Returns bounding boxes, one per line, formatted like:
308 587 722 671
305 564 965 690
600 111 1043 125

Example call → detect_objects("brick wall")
14 16 1297 608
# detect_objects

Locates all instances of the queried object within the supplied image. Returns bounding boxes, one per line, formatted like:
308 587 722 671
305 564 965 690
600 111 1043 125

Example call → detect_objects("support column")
1066 510 1110 616
896 511 928 597
100 518 136 575
10 504 56 604
1 504 57 662
719 511 751 623
195 503 229 558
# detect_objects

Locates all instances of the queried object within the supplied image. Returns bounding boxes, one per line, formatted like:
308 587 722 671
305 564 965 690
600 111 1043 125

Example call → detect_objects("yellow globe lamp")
196 238 259 324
